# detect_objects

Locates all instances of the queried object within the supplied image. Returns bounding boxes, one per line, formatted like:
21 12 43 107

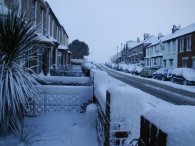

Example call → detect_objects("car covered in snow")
118 63 128 72
152 67 173 81
140 67 159 78
127 64 136 73
132 65 143 75
171 68 195 85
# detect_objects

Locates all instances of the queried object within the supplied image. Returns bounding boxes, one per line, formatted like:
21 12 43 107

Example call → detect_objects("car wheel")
171 78 174 83
183 80 188 85
152 75 155 79
162 77 165 81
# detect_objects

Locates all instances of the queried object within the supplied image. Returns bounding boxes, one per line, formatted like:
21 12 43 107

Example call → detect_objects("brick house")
125 40 139 63
162 23 195 70
3 0 71 75
128 34 158 64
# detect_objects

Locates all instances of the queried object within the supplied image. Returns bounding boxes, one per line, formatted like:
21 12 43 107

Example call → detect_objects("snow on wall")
40 76 91 85
144 105 195 146
107 85 169 142
27 85 93 115
93 70 108 113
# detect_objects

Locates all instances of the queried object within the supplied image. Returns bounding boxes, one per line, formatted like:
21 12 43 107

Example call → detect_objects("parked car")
132 65 143 75
118 63 128 72
152 67 173 81
127 64 136 74
171 68 195 85
140 67 159 78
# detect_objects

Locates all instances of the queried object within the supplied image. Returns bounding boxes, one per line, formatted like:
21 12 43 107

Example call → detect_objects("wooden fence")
139 116 167 146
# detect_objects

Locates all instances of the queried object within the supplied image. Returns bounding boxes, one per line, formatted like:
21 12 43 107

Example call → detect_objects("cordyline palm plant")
0 8 42 136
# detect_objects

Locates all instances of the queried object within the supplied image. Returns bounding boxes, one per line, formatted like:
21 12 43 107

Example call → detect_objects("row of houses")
111 23 195 70
0 0 71 75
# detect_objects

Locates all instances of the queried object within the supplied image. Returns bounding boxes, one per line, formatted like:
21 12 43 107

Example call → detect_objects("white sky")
46 0 195 63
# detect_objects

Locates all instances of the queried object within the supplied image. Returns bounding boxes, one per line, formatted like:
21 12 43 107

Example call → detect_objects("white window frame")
179 38 185 52
186 36 192 51
48 14 50 35
52 19 54 37
192 57 195 70
41 8 44 34
182 57 188 68
34 0 37 26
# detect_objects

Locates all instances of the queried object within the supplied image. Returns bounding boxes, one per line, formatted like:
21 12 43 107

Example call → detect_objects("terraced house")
127 34 158 64
1 0 71 75
162 23 195 70
145 33 164 67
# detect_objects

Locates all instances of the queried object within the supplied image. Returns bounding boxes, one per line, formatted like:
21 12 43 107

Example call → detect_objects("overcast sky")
46 0 195 63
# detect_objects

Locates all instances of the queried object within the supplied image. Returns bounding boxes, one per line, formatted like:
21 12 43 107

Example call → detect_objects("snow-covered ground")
0 112 98 146
103 65 195 93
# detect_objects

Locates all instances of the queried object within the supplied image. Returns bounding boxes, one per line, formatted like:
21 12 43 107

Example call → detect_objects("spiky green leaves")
0 8 41 135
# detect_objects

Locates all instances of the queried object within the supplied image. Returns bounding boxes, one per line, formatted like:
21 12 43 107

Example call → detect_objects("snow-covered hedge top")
39 76 91 84
144 105 195 146
83 62 96 70
71 59 85 64
94 70 108 112
107 85 169 140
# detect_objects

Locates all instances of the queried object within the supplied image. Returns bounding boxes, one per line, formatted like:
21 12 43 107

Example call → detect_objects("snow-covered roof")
0 4 9 15
162 22 195 42
67 51 71 54
126 41 139 49
47 36 58 43
147 37 165 47
131 36 158 49
36 33 54 45
58 44 68 50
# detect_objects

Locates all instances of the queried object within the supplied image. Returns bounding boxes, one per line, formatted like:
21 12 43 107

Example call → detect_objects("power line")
68 0 115 34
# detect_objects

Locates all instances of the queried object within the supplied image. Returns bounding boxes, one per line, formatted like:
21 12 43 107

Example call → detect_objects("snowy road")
98 65 195 105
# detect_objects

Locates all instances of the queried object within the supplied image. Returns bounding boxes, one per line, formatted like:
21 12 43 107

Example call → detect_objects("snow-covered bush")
94 71 108 111
86 104 97 127
82 62 96 77
0 8 41 135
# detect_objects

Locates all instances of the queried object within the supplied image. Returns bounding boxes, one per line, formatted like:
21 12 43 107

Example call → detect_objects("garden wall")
27 85 93 116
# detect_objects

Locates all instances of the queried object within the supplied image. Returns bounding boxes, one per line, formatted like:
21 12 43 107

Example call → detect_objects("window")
36 47 43 74
34 0 37 26
169 59 173 67
172 41 176 52
186 37 191 51
154 58 156 65
41 8 44 34
168 42 171 53
179 38 184 52
48 14 50 35
193 59 195 70
163 60 166 67
52 19 54 37
182 59 188 68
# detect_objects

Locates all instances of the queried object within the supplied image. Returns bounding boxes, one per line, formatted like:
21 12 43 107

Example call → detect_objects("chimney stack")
158 33 164 39
137 37 140 42
144 33 150 40
172 25 180 33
